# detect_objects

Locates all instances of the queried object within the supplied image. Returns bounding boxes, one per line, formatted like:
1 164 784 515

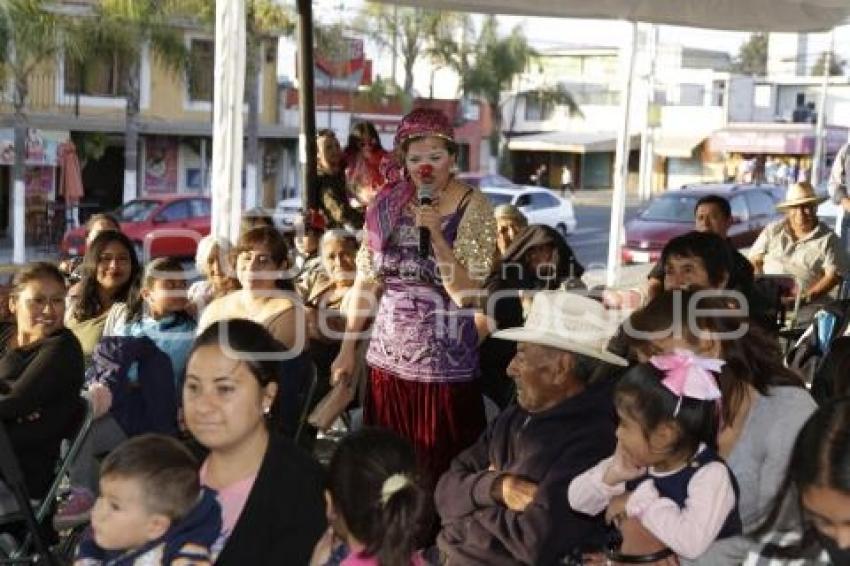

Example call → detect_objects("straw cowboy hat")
775 182 827 210
493 291 628 366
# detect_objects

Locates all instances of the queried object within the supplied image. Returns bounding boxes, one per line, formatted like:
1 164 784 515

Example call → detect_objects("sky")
281 0 850 98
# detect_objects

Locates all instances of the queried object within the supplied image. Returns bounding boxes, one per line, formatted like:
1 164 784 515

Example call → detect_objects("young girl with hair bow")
569 350 742 563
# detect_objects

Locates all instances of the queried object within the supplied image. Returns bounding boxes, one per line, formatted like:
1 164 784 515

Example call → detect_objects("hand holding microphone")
415 164 438 259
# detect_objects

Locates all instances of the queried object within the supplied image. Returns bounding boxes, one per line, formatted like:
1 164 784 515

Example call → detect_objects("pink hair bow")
649 349 724 416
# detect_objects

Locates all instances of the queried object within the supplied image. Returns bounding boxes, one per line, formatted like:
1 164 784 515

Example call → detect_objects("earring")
263 405 271 415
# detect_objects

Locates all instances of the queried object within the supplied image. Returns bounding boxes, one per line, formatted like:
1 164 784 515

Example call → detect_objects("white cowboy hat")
775 182 827 210
493 291 628 366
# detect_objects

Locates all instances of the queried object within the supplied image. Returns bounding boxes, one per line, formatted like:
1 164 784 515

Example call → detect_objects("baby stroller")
0 396 93 565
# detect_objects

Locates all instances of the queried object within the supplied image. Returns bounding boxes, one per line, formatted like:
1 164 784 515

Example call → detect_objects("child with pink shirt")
310 428 430 566
569 351 741 562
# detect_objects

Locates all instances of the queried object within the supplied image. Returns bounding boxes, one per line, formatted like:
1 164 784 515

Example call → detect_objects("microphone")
418 184 434 259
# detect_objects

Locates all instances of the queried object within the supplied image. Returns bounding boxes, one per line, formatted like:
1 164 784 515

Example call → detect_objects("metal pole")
811 29 834 186
638 24 658 202
606 22 638 288
297 0 318 210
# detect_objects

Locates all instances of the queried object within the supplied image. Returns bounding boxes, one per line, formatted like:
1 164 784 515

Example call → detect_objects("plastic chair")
0 397 93 565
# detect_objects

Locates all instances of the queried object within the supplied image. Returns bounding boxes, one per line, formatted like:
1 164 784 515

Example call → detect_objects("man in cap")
435 292 626 565
750 181 849 307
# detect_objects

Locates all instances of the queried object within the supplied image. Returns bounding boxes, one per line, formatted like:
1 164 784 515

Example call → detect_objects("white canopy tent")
368 0 850 32
209 0 850 285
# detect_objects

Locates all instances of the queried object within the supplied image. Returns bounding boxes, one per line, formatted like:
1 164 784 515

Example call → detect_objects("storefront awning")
508 131 639 154
654 133 706 158
709 125 850 155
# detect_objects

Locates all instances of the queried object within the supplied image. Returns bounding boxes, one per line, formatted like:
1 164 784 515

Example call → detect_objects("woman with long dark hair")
66 230 141 364
344 121 387 208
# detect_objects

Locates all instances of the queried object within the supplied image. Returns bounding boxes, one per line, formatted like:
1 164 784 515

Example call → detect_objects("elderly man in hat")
493 204 529 256
435 292 627 566
750 181 849 309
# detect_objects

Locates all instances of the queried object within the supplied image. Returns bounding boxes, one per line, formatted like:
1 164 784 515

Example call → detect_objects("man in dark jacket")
436 292 627 565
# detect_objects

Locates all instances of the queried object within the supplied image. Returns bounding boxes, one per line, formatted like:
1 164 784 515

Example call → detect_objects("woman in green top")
66 230 141 364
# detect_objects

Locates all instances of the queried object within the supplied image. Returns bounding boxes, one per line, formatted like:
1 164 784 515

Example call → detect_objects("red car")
61 196 211 259
621 184 784 264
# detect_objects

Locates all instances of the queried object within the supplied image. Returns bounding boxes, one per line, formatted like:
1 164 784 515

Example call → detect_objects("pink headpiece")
649 349 723 416
393 108 454 148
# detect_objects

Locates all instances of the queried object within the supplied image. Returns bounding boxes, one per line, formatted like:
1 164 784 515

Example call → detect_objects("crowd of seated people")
2 107 850 566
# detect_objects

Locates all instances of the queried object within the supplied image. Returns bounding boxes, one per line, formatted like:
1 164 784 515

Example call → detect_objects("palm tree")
430 16 540 173
355 4 463 97
72 0 194 204
0 0 75 260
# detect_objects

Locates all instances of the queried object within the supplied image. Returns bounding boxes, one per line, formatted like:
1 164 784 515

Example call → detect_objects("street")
566 201 642 272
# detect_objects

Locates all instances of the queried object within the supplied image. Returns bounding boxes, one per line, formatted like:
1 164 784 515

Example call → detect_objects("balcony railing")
0 71 107 116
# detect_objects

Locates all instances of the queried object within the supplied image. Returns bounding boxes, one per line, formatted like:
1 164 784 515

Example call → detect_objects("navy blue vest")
625 447 742 540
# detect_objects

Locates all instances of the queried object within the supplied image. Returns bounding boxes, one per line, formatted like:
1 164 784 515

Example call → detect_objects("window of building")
678 84 705 106
188 39 215 102
524 93 554 122
65 52 130 97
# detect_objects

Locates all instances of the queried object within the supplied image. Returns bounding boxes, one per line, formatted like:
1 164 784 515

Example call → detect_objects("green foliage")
71 0 194 80
462 17 537 110
812 51 845 77
315 23 350 63
355 4 464 95
732 32 767 76
0 0 77 113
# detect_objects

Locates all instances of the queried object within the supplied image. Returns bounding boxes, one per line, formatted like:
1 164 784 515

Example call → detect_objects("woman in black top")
0 262 85 505
183 319 326 565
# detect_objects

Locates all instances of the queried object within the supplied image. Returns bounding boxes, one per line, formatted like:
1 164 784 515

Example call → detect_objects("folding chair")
0 396 93 565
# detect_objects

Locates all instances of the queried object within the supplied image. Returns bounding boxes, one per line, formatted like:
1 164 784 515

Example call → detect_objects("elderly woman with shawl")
479 225 585 408
332 108 497 484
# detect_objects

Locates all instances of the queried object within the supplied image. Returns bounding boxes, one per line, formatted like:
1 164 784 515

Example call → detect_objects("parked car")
481 186 577 236
61 196 211 259
621 183 785 264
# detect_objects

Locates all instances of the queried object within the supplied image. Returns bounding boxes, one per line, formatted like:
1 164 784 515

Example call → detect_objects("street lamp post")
811 29 834 186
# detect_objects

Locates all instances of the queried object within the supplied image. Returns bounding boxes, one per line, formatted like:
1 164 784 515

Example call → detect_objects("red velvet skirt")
365 367 486 486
